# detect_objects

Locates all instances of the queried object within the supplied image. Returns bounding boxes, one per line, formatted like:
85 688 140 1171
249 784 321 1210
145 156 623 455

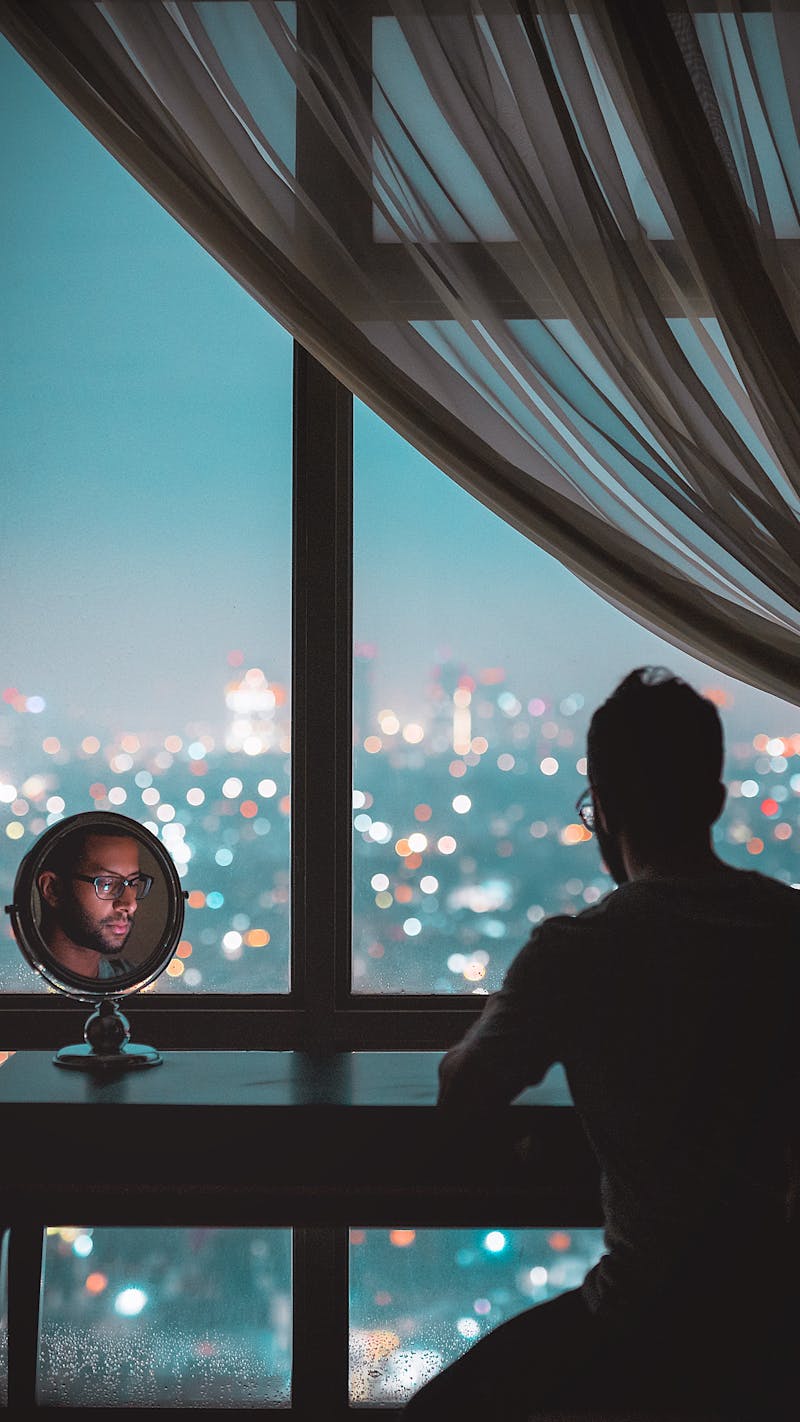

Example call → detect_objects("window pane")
371 14 666 243
372 18 514 243
352 401 800 992
1 41 291 993
37 1227 291 1408
694 12 800 238
349 1225 604 1407
372 12 799 244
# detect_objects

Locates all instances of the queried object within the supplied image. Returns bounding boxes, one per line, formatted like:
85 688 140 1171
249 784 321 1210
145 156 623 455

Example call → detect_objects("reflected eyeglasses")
72 873 153 901
575 789 595 833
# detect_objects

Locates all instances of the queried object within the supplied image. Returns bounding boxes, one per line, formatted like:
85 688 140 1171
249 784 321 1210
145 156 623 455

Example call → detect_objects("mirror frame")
8 811 186 1002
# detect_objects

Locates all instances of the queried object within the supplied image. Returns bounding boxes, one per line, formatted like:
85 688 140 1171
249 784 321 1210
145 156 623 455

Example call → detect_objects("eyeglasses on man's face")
575 789 595 833
72 873 153 901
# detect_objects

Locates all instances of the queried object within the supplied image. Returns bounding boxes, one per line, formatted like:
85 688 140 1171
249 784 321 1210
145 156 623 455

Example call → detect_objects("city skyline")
3 633 799 998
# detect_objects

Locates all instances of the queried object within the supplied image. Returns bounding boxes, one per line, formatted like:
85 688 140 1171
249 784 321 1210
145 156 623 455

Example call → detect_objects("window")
349 1225 604 1407
2 8 798 1418
37 1227 292 1408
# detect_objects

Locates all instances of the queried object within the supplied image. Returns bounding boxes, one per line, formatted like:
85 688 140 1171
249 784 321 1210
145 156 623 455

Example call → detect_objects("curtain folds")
2 0 799 700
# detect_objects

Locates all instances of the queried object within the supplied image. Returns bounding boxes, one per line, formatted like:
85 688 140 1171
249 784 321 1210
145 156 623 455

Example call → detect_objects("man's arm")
437 921 569 1108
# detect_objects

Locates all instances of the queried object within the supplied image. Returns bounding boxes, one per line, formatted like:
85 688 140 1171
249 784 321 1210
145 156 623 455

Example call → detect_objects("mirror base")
53 1043 163 1071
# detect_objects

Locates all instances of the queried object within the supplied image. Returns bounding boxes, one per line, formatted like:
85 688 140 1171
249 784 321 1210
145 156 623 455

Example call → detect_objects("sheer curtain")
2 0 799 699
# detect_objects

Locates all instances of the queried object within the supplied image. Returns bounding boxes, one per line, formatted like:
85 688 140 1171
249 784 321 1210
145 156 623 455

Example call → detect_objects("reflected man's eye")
97 878 118 897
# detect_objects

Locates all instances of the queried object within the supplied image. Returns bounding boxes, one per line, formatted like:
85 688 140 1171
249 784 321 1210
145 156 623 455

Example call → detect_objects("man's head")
38 827 146 960
586 667 725 883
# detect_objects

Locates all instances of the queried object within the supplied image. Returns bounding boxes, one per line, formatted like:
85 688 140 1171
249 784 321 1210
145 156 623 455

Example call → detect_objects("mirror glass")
9 811 185 999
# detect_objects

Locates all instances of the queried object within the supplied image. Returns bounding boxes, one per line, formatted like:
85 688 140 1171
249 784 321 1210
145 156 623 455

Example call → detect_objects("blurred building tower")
428 656 474 754
224 666 284 754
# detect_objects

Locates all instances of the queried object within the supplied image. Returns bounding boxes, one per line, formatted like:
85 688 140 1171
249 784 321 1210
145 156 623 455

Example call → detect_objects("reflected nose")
114 882 138 911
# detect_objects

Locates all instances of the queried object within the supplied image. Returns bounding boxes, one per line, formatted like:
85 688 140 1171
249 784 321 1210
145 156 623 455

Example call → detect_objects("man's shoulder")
512 870 800 979
743 869 800 909
573 869 800 942
540 890 622 940
526 869 800 946
514 894 618 965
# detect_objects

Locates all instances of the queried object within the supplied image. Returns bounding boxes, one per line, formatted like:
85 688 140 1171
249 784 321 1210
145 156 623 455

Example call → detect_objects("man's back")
440 867 799 1322
556 870 800 1322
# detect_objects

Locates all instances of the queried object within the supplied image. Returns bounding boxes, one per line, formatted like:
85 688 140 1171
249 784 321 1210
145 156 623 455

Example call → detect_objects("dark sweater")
441 868 800 1325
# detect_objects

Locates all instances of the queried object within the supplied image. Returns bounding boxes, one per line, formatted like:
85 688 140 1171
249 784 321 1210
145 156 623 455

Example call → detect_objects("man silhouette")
403 668 799 1419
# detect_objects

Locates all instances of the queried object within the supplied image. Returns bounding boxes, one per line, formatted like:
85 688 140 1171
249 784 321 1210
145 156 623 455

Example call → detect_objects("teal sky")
2 37 292 735
2 35 797 746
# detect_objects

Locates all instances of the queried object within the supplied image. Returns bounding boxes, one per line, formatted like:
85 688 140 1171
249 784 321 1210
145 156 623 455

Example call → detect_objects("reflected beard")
594 822 628 886
57 900 134 956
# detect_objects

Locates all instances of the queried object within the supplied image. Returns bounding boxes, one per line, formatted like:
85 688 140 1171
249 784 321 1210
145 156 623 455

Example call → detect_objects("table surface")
0 1049 572 1107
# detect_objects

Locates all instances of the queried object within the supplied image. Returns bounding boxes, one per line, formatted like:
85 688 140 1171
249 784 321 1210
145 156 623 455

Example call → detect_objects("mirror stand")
54 998 162 1071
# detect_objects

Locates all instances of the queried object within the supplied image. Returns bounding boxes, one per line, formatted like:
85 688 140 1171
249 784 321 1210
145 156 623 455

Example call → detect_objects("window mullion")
291 1227 352 1419
291 1 369 1042
291 346 353 1044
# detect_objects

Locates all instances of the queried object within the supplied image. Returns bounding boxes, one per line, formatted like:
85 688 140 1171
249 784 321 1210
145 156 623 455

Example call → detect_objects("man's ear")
593 788 616 835
38 870 62 908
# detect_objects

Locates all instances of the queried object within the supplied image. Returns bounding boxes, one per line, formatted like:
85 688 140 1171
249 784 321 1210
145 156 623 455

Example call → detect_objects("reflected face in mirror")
37 830 150 981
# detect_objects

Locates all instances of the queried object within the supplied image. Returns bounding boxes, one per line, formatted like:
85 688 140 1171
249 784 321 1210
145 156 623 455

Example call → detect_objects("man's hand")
437 1043 469 1107
436 1032 517 1110
437 1038 521 1111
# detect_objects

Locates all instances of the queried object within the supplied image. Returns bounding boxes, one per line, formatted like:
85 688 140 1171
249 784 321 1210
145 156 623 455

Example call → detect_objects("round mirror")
7 811 185 1068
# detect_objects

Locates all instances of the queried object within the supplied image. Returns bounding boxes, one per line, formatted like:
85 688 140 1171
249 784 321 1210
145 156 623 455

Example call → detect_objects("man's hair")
587 667 724 840
41 824 139 884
